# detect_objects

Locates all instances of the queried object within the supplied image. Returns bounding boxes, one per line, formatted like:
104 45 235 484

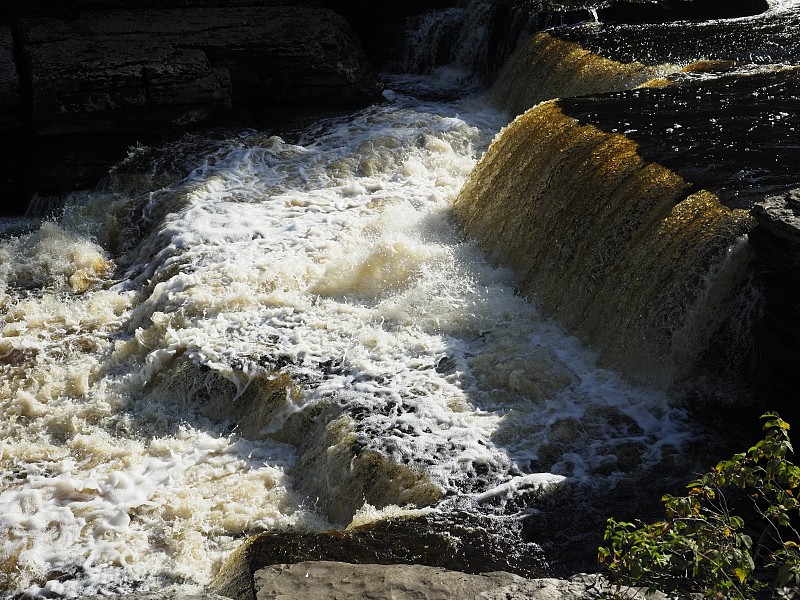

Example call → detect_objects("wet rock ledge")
0 1 382 212
81 568 665 600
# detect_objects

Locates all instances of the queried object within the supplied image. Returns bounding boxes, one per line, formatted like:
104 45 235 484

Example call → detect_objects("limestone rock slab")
254 562 667 600
0 28 21 131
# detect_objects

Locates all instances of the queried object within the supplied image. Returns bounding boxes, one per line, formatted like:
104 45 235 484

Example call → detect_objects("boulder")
253 563 667 600
211 512 549 600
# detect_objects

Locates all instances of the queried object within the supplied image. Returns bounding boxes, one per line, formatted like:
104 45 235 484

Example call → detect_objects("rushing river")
6 0 793 595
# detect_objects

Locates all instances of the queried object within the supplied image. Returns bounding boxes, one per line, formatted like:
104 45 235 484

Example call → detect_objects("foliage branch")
598 412 800 599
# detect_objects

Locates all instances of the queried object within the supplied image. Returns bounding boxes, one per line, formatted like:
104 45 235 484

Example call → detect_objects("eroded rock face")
750 191 800 410
2 3 381 208
0 28 24 213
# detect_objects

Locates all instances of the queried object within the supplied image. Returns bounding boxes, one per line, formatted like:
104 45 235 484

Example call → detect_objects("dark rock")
211 511 549 600
0 27 25 214
597 0 768 23
19 6 379 133
6 5 381 202
551 3 799 65
27 133 141 195
0 28 21 130
556 68 800 209
0 0 303 19
321 1 460 69
750 190 800 413
23 36 230 135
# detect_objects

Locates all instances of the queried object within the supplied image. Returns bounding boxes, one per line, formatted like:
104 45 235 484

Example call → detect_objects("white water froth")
0 92 692 596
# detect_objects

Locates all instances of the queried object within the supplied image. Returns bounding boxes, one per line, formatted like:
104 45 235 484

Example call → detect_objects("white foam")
0 90 694 595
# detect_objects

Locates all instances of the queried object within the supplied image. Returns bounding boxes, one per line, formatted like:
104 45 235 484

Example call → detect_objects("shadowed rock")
750 190 800 410
1 28 24 209
18 6 380 135
5 5 380 200
0 29 20 131
550 3 799 65
211 511 549 600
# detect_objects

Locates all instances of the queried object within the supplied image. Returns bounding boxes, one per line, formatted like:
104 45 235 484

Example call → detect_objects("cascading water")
453 100 755 384
457 0 799 389
1 84 691 597
1 0 795 597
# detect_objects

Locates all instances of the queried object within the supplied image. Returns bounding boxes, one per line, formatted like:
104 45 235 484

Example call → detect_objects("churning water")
0 2 755 596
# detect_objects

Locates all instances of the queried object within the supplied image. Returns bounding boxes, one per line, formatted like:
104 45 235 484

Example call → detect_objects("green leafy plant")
598 412 800 599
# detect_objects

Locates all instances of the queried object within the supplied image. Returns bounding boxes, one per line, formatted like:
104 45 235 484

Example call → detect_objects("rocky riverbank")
0 1 385 212
0 0 776 213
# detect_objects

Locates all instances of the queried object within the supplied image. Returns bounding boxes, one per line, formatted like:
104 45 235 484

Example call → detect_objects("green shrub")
598 413 800 599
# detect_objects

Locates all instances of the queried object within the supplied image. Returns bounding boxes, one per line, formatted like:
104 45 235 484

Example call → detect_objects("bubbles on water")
0 84 696 596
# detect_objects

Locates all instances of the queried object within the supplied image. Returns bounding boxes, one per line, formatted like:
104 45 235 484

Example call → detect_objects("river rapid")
0 5 739 596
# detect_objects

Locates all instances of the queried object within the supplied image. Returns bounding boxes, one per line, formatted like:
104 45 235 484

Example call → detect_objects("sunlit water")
0 59 697 600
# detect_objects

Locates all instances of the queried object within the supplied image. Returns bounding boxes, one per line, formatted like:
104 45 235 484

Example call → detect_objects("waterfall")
1 0 796 597
453 100 755 385
454 1 797 389
395 7 468 74
487 32 673 117
388 0 597 89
